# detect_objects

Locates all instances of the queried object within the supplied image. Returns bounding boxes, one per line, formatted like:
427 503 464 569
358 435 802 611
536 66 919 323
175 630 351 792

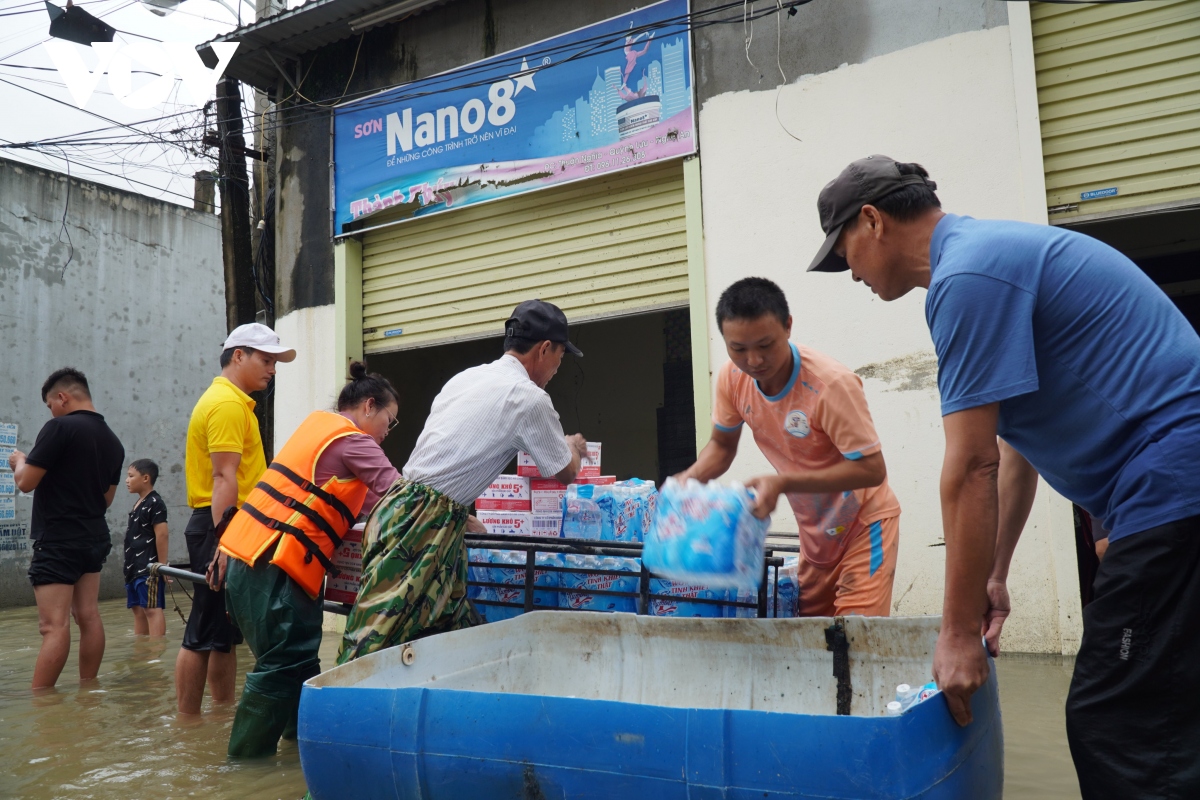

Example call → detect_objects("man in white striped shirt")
339 300 588 662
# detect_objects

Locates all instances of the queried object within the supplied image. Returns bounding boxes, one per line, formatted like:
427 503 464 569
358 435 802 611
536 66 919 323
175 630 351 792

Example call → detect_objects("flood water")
0 598 1081 799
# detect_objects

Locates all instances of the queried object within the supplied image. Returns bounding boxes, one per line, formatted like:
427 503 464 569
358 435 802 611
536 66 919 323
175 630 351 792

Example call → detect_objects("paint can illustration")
617 96 661 140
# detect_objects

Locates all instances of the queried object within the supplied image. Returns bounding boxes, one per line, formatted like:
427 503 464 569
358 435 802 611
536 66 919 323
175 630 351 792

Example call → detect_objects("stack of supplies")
475 474 531 535
518 442 604 536
533 475 614 537
561 478 657 542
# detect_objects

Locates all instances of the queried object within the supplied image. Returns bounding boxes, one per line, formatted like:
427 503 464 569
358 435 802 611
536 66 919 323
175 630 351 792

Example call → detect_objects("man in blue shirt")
807 155 1200 798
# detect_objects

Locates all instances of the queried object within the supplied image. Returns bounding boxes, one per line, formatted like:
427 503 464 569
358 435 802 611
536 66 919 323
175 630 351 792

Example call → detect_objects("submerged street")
0 599 1080 799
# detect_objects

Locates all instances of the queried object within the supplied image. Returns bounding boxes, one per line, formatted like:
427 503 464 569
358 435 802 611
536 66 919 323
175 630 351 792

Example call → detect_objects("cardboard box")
475 474 531 511
531 477 567 514
518 441 601 478
326 524 364 604
530 475 617 513
578 475 616 486
531 515 563 537
477 511 534 536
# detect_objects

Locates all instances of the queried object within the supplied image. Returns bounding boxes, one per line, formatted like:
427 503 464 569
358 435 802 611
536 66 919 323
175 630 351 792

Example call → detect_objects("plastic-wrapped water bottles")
609 479 657 544
467 548 489 601
475 549 562 623
648 578 729 617
729 556 799 618
562 485 604 539
559 555 639 613
892 680 940 713
643 478 769 590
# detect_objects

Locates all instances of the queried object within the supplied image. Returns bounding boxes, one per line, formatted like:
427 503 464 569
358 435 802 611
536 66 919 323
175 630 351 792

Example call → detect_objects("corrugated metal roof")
199 0 452 92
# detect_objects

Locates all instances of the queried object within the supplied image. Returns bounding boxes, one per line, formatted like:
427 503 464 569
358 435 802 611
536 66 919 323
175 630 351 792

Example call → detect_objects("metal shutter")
1033 0 1200 221
361 160 688 354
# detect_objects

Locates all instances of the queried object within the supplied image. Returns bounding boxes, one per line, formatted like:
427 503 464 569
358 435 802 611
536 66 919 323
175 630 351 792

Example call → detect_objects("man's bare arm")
552 434 588 485
677 426 741 482
210 452 241 524
153 521 169 567
208 451 241 589
983 439 1039 655
934 403 1001 727
745 451 886 519
9 452 46 493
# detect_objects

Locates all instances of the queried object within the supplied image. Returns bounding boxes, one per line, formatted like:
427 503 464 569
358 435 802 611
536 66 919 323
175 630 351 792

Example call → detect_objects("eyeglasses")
383 407 399 432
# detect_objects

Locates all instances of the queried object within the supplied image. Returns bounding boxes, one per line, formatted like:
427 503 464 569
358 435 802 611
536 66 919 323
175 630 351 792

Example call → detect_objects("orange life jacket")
220 411 370 599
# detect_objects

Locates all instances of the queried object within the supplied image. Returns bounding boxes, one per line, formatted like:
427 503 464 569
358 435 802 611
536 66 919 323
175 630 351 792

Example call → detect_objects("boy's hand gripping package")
643 477 770 590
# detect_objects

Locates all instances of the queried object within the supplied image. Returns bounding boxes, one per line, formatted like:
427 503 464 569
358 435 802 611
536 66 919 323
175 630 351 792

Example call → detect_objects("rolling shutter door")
361 160 688 354
1033 0 1200 221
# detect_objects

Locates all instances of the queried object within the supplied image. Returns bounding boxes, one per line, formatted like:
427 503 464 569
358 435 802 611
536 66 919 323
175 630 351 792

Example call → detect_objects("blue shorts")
126 574 166 609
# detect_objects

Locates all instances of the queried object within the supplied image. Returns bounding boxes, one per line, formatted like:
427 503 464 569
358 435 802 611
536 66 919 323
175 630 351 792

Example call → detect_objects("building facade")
206 0 1200 654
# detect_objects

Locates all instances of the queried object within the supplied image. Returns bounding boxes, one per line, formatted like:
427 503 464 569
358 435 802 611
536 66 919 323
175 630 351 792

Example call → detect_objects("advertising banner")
332 0 694 235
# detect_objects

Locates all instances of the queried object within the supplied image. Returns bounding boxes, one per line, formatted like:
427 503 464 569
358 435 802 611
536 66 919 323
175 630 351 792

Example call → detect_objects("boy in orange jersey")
679 277 900 616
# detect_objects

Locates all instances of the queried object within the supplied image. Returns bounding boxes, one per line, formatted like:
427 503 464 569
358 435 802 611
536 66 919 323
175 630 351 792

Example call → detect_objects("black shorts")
181 507 243 653
1066 513 1200 799
28 539 112 587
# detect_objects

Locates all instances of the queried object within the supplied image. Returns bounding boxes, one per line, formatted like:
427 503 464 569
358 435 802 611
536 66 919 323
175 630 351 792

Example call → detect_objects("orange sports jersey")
714 342 901 566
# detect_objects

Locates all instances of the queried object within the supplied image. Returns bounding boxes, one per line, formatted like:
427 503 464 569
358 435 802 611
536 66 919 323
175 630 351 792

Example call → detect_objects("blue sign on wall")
1080 187 1118 201
332 0 695 235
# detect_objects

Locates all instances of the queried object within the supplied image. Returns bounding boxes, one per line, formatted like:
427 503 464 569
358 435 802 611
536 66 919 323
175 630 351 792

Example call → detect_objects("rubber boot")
227 689 294 758
281 697 299 741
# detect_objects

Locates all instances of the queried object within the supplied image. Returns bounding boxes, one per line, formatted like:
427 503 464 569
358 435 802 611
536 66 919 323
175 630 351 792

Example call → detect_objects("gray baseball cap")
807 155 938 273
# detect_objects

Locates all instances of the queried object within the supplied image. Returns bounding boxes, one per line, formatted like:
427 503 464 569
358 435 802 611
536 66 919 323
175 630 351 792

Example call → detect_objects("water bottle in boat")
895 680 939 712
562 485 602 539
895 683 919 709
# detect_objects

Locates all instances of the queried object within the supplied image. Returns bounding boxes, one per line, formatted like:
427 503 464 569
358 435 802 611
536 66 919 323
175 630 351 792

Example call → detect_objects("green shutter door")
1033 0 1200 221
361 160 688 353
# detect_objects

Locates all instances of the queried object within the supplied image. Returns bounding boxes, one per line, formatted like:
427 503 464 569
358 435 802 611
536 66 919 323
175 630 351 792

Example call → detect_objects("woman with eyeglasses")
217 361 402 758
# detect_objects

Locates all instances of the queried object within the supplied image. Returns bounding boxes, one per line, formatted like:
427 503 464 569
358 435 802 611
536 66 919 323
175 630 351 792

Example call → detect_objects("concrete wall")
694 9 1081 654
0 157 224 607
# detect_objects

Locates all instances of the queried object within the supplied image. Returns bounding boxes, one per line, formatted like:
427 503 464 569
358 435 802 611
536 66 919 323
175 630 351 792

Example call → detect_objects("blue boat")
299 612 1002 799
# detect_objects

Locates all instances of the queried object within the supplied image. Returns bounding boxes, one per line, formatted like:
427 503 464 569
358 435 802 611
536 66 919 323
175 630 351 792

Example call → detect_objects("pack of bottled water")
643 478 769 590
559 554 640 613
884 680 941 715
608 479 657 543
648 578 730 617
562 479 658 543
730 555 799 618
467 547 490 601
562 485 604 540
473 549 562 623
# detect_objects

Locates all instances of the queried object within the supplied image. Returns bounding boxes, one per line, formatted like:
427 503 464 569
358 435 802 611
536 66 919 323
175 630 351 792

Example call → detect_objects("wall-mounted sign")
0 525 28 553
0 423 16 468
332 0 695 235
0 472 14 496
1080 187 1118 201
0 497 15 522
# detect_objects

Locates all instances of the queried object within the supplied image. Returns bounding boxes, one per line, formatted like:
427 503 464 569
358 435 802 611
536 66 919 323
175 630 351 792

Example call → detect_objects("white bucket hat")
222 322 297 363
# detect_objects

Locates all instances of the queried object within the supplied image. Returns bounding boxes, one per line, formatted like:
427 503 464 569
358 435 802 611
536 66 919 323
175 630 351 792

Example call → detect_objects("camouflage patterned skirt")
336 478 480 664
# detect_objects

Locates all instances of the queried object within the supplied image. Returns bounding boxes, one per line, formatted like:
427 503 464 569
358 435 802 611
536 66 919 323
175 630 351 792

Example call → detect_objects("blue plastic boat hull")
299 668 1002 799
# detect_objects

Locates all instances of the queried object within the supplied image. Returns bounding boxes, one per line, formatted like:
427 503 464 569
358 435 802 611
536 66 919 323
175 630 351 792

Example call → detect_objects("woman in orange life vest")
219 361 401 758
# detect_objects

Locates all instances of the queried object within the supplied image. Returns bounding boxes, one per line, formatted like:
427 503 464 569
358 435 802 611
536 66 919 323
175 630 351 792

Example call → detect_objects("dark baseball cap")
807 155 938 273
505 299 583 357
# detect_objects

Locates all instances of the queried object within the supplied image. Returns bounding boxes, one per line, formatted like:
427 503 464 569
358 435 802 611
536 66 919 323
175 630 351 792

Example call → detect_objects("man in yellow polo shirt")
175 323 295 716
